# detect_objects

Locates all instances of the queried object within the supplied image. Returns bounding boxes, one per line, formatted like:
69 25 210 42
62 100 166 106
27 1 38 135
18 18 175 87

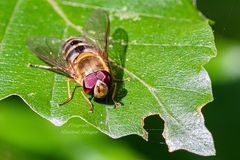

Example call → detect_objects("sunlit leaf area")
0 0 239 159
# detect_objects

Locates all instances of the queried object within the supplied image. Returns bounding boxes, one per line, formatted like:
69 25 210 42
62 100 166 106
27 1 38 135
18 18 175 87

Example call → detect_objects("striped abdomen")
62 37 109 85
62 37 93 63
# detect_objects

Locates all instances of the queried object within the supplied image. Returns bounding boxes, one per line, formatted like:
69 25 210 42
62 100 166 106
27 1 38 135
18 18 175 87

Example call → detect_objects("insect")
27 10 120 112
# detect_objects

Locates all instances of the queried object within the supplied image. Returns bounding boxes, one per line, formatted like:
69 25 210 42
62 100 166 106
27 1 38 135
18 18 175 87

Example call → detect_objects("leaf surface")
0 0 216 155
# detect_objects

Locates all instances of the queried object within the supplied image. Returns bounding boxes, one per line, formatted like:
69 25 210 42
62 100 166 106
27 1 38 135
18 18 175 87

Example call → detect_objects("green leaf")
0 0 216 156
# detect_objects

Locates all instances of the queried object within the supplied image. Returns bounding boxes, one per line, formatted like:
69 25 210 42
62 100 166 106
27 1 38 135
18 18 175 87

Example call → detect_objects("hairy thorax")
72 52 109 85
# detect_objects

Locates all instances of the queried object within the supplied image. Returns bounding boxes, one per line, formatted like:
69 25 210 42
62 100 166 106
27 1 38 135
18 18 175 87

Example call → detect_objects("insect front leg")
67 78 73 98
59 78 76 106
28 63 60 71
81 91 94 112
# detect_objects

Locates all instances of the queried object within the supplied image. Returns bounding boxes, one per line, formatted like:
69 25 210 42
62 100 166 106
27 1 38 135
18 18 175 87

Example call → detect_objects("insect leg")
112 82 120 108
81 91 94 112
67 78 75 98
28 63 60 71
59 85 78 106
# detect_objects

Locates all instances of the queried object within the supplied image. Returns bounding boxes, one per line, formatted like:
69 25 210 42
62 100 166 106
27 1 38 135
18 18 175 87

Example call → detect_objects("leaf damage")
0 0 216 156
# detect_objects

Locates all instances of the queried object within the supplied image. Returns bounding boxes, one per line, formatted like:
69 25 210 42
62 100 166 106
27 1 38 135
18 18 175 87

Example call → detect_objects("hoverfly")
27 10 120 112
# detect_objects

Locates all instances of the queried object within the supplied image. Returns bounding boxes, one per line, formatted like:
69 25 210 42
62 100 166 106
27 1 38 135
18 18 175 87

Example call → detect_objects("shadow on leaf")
94 28 129 105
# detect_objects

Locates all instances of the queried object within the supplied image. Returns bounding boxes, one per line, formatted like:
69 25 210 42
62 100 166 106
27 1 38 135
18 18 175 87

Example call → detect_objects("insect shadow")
94 28 129 106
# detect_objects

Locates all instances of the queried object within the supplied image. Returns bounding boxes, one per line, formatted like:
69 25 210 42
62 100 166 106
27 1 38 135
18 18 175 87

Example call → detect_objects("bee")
27 10 120 112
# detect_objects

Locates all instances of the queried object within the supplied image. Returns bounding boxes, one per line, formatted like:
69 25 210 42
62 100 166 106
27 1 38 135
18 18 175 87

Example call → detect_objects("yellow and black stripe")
62 37 96 63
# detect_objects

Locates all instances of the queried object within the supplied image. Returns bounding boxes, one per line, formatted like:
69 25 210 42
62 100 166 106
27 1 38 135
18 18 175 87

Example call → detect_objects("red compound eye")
83 73 97 94
96 70 110 85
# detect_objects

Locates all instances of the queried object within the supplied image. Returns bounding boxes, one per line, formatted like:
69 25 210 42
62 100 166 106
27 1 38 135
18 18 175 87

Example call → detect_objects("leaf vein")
127 41 213 49
61 0 194 22
0 0 21 44
50 73 58 112
47 0 82 33
48 1 212 49
111 61 181 125
157 85 209 96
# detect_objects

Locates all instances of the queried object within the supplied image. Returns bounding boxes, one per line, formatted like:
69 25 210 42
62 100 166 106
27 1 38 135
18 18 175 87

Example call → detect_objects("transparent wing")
27 37 72 75
83 9 110 60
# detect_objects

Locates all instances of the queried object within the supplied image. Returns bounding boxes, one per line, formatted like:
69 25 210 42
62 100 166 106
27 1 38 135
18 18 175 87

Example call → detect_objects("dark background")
0 0 240 159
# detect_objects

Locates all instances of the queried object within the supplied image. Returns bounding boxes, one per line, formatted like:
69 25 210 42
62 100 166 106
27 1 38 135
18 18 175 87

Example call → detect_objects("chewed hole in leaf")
143 114 165 144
